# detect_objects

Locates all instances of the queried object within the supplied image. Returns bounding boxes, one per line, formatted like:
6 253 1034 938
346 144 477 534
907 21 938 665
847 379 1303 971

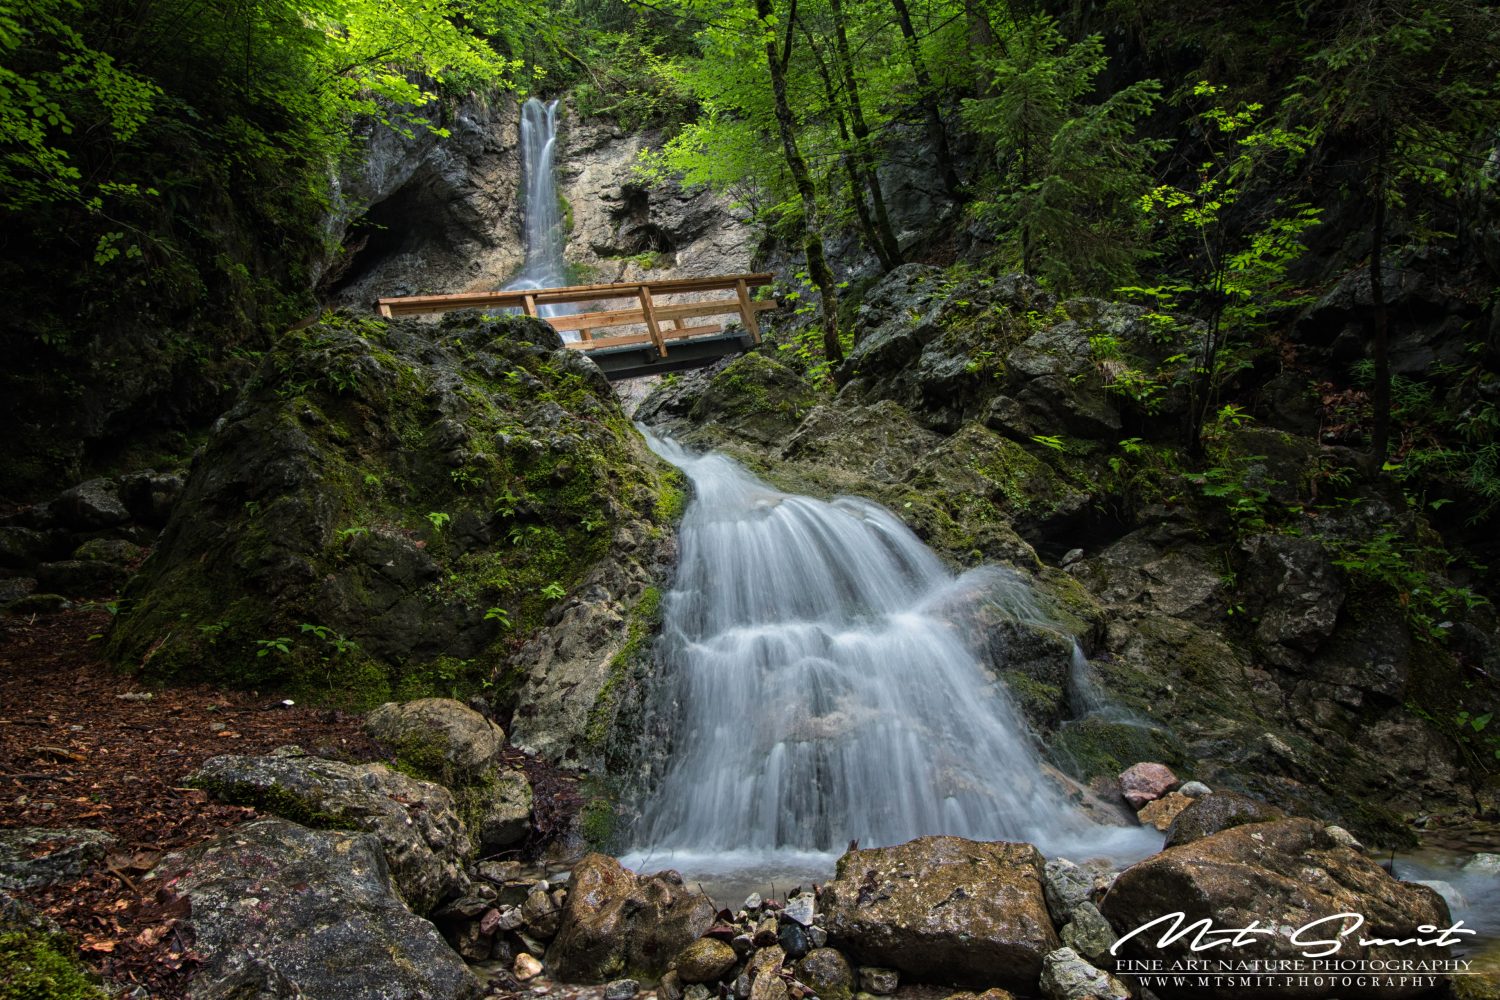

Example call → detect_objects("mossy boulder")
186 747 471 913
365 698 533 849
106 311 680 716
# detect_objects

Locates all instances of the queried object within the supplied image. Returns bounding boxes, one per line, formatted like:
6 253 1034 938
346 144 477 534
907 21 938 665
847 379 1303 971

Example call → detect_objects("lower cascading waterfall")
623 435 1156 879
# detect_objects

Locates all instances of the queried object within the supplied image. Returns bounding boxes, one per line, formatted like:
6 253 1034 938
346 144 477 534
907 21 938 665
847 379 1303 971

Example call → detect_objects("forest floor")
0 606 384 997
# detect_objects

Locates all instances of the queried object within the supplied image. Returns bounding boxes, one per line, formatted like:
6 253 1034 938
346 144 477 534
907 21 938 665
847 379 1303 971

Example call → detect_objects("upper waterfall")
509 97 568 300
624 435 1156 879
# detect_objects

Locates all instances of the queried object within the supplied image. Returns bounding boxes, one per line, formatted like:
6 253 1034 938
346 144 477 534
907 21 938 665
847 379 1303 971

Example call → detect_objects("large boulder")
822 836 1060 989
1241 533 1346 656
107 312 680 741
1100 818 1452 998
146 818 479 1000
546 854 716 984
365 697 533 849
186 748 470 913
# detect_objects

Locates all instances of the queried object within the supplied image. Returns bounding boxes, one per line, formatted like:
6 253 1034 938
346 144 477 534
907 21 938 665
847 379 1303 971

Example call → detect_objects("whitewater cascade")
625 436 1154 879
507 98 570 314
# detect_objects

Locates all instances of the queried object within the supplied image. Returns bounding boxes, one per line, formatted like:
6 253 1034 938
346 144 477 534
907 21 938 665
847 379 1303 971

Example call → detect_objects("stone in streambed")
1118 762 1177 808
674 938 738 983
1058 902 1116 966
604 979 640 1000
1039 948 1129 1000
858 967 899 995
778 922 810 960
822 836 1059 989
1137 790 1191 831
795 949 854 1000
514 952 543 981
545 853 714 983
1161 789 1284 848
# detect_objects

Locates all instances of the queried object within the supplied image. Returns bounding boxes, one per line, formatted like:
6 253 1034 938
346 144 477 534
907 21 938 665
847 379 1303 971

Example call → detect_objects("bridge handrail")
374 272 778 360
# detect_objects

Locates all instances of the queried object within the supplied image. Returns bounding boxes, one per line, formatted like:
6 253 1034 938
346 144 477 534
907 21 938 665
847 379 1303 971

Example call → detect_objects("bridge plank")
375 272 774 314
637 286 668 357
562 324 723 351
545 297 775 333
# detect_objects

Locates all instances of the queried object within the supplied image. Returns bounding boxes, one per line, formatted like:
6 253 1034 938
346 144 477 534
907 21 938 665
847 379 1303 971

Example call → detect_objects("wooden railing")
375 273 777 358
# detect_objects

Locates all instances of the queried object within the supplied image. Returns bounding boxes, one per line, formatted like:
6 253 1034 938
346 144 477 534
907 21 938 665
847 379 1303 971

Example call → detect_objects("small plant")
1031 434 1067 452
540 581 566 600
362 472 382 488
336 526 370 541
254 636 294 658
299 622 360 656
484 607 512 628
426 511 451 532
451 467 481 491
199 621 228 642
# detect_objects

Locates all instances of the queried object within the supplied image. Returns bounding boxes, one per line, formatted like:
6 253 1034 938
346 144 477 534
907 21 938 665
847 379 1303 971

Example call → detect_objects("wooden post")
521 294 539 317
637 285 669 358
579 328 593 342
377 302 394 319
735 278 762 343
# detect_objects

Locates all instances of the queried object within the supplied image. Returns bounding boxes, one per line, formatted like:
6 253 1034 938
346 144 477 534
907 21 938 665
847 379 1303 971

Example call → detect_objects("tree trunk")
889 0 962 198
831 0 902 268
803 26 891 270
965 0 996 96
758 0 843 365
1368 131 1392 473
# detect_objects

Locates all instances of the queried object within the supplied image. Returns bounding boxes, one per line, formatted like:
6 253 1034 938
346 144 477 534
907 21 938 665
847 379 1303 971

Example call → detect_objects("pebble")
1178 780 1212 797
744 892 763 911
1324 825 1365 853
603 979 639 1000
514 952 543 981
808 926 828 948
859 967 899 995
779 922 810 960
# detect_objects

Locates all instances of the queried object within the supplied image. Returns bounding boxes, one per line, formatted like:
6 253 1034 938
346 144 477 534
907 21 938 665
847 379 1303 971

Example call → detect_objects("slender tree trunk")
1368 130 1392 472
758 0 843 365
889 0 962 198
830 0 902 268
965 0 996 96
802 27 891 269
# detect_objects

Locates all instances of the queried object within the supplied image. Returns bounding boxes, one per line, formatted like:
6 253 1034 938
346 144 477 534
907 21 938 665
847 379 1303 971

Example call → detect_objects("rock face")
365 698 533 849
147 818 479 1000
546 854 716 984
186 749 470 913
822 836 1060 989
107 312 680 761
1101 819 1452 998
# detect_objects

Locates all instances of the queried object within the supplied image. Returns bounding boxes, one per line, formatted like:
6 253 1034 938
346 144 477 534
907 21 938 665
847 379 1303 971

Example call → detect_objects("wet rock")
754 914 780 946
1118 762 1178 809
515 952 544 981
0 576 35 606
1162 790 1285 848
1039 947 1129 1000
1178 780 1212 797
1042 858 1094 922
365 698 505 781
942 990 1016 1000
1101 819 1452 998
545 854 715 984
56 478 129 530
778 922 810 960
744 892 763 911
781 892 816 926
523 887 563 938
1058 902 1116 966
796 948 854 1000
858 967 899 995
822 836 1059 989
781 401 941 485
1324 824 1364 852
604 979 641 1000
186 749 469 913
72 537 143 564
1074 527 1225 623
147 818 479 1000
675 937 738 983
0 827 116 890
659 970 686 1000
4 592 70 614
1137 791 1192 831
1413 880 1467 912
1465 853 1500 875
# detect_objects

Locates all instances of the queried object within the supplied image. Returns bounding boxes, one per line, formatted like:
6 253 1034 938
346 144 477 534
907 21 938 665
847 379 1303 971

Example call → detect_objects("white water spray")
507 98 571 320
623 436 1156 880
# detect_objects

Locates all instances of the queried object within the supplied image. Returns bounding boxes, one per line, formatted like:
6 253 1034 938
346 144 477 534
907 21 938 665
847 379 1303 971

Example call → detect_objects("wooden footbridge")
376 273 777 380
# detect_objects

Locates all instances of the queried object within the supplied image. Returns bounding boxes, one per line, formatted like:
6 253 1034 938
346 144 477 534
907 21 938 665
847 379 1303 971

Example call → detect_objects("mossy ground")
0 929 109 1000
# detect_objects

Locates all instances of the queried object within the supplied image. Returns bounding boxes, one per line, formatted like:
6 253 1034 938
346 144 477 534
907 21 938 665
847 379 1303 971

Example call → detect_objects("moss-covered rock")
0 927 109 1000
107 310 680 716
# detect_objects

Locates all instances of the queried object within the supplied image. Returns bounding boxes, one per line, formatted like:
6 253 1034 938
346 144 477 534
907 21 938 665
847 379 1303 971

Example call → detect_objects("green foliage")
1321 525 1488 642
962 14 1162 291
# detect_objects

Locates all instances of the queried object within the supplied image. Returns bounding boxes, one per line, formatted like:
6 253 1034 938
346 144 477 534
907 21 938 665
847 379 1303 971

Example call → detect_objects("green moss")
184 776 355 830
1001 669 1065 730
578 790 618 852
583 586 663 755
0 930 109 1000
1048 717 1188 781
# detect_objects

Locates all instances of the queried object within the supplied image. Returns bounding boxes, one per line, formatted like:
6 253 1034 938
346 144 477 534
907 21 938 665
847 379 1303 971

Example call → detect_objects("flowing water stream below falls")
621 434 1159 894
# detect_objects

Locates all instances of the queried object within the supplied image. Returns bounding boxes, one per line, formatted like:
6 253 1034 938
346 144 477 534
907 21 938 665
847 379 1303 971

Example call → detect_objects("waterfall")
508 98 570 312
623 436 1156 881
